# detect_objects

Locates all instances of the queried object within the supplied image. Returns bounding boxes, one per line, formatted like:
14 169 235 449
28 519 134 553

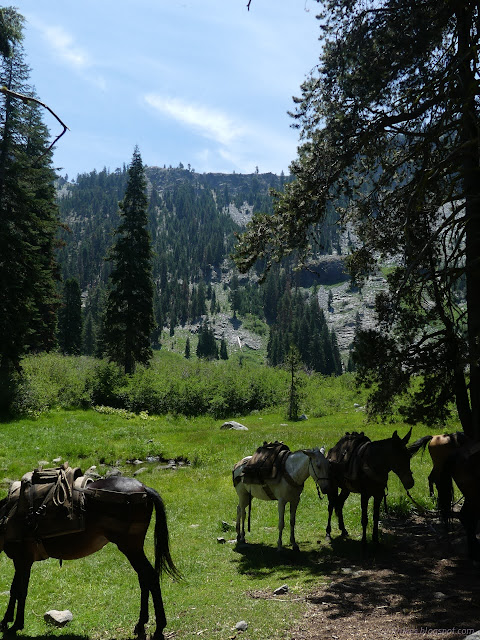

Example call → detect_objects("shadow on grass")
294 515 480 640
232 538 366 578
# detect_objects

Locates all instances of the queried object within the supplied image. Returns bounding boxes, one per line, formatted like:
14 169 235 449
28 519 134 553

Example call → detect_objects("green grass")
0 407 453 639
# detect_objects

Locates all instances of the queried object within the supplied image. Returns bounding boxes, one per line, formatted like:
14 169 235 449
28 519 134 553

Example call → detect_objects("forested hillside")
55 165 344 374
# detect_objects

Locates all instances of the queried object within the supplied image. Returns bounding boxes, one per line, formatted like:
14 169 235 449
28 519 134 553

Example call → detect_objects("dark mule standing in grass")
0 476 180 640
325 429 414 547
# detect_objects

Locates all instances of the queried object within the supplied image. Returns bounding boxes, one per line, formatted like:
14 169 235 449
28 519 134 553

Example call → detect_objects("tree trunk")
457 3 480 440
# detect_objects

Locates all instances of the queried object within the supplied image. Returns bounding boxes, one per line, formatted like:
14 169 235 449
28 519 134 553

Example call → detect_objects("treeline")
56 165 344 375
228 266 342 374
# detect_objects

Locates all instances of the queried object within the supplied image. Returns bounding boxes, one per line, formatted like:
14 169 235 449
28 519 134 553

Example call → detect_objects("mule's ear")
402 427 412 445
392 430 399 440
302 449 314 458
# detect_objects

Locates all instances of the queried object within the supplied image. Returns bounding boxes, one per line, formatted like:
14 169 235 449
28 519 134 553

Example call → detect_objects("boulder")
44 610 73 627
273 584 289 595
220 421 248 431
235 620 248 631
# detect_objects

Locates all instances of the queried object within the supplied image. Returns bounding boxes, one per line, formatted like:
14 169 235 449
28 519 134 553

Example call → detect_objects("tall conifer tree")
58 278 83 355
0 8 59 411
103 147 154 374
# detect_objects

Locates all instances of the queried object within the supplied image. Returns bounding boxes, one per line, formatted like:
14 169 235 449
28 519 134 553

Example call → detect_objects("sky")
13 0 323 179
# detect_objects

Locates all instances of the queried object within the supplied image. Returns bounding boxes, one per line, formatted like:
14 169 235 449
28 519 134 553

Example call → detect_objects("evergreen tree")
103 147 154 374
196 320 218 360
185 336 191 359
285 345 304 421
219 337 228 360
229 272 241 318
83 314 95 356
58 278 82 355
0 8 60 411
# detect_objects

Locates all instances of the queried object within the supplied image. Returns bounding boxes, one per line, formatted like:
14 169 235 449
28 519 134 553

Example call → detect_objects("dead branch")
0 85 69 160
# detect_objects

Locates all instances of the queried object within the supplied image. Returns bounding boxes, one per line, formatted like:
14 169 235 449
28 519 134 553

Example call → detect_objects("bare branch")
0 85 69 160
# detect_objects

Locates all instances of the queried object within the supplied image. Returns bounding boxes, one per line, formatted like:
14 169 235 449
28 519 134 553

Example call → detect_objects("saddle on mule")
237 441 290 486
328 432 371 486
3 462 94 541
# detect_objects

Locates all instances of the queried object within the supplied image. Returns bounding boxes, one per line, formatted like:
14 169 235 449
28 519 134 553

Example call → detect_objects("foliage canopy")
234 0 480 437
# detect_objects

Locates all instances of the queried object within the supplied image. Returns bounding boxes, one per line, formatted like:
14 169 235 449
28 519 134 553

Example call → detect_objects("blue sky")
15 1 322 179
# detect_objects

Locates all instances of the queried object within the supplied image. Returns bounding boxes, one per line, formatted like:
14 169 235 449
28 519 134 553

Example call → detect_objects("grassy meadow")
0 355 460 640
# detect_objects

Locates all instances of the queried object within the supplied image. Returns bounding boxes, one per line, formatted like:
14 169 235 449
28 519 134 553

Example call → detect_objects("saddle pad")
81 486 148 504
240 441 290 485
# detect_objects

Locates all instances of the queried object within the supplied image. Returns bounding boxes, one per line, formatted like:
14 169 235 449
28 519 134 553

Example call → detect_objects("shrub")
88 360 125 407
12 353 96 415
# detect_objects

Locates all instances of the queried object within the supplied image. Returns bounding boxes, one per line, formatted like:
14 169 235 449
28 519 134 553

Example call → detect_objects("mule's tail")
145 486 182 581
407 435 432 457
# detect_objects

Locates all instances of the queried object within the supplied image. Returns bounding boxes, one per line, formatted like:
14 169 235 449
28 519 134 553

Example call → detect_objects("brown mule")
326 429 414 547
408 432 468 498
409 432 479 561
0 475 180 639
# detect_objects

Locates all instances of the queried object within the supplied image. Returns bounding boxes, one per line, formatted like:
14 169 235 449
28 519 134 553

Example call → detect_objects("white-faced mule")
233 443 330 551
0 475 181 640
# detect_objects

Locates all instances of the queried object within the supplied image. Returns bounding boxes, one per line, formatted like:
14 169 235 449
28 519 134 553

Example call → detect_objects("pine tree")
83 314 95 356
0 8 60 411
219 338 228 360
196 320 218 360
285 345 304 421
58 278 83 355
185 336 191 359
103 147 154 374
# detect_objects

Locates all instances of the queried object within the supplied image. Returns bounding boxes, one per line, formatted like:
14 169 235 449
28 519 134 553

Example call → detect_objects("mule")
436 440 480 561
409 432 480 561
408 432 468 498
0 476 180 639
325 429 413 547
233 447 330 551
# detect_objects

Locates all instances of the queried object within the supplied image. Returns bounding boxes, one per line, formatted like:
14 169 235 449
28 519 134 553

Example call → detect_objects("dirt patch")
291 514 480 640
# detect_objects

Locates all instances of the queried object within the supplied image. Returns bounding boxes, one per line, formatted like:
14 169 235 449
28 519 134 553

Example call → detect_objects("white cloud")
40 24 91 69
144 94 244 146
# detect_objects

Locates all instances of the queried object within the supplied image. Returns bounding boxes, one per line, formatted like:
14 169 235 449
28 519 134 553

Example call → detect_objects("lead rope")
309 460 324 501
404 489 450 539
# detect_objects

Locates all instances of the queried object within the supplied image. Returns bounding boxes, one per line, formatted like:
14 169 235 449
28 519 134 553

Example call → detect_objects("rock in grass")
44 610 73 627
235 620 248 631
220 421 248 431
274 584 289 595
